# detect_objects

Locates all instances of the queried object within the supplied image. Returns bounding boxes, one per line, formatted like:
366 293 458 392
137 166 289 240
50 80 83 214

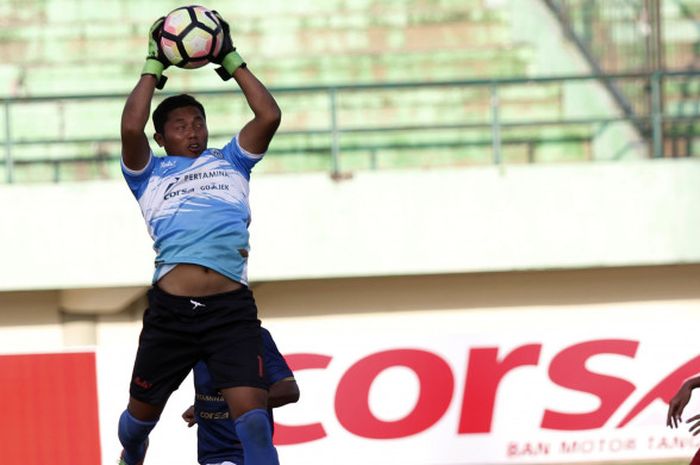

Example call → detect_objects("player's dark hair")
152 94 206 134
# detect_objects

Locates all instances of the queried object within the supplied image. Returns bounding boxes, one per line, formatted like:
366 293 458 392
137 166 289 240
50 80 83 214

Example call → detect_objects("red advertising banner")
0 352 101 465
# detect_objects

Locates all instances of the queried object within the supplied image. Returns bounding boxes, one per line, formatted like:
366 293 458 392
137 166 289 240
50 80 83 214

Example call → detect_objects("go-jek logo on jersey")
160 159 176 169
274 339 700 445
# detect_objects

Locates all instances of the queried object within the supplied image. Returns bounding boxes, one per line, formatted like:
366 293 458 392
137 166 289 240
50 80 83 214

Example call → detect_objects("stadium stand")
0 0 697 183
545 0 700 156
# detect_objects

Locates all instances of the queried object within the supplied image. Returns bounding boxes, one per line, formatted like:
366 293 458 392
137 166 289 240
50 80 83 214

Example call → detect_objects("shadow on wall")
252 264 700 317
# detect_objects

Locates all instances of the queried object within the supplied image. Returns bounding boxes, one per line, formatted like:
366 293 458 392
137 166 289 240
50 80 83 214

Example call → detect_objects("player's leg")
215 350 279 465
221 386 278 465
119 286 202 465
118 398 163 465
119 366 185 465
203 286 277 464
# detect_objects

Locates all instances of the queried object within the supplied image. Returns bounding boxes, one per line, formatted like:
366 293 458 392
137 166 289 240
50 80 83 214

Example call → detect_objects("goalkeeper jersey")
121 135 262 285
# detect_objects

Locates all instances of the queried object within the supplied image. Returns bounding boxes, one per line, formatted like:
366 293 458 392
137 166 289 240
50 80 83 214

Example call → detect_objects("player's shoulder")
154 155 178 171
152 154 202 175
204 147 226 160
222 135 265 160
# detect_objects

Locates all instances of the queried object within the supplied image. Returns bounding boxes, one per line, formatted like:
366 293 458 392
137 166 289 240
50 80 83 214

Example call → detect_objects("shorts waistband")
150 284 251 306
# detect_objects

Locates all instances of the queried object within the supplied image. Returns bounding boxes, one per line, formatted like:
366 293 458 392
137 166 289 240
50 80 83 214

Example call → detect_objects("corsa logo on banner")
274 339 700 449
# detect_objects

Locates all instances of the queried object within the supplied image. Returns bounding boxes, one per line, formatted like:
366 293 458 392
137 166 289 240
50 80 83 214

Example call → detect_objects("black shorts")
129 285 266 406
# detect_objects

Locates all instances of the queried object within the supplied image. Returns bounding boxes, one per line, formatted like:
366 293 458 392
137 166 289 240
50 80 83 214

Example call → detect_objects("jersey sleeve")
121 150 156 199
220 135 264 179
261 328 294 385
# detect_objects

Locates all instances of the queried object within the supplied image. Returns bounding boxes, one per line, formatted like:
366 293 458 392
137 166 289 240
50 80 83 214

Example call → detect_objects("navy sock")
118 410 157 465
234 408 279 465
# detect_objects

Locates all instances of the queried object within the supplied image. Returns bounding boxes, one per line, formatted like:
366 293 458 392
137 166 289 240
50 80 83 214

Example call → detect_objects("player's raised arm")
233 67 282 155
121 17 169 171
121 76 156 171
211 11 281 155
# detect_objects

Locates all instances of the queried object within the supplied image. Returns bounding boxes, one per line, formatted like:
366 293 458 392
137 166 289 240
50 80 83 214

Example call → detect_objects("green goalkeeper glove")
141 17 169 89
211 11 246 81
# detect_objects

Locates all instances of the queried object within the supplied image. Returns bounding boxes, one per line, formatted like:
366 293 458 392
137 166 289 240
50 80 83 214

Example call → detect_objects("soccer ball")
160 5 224 69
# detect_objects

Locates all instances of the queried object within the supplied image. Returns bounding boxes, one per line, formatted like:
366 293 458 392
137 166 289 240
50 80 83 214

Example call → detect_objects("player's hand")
141 16 169 89
211 10 246 80
688 413 700 435
182 405 196 427
667 383 692 428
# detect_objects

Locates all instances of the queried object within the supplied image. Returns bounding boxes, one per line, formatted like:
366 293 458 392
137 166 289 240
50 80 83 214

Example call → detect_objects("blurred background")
1 0 700 464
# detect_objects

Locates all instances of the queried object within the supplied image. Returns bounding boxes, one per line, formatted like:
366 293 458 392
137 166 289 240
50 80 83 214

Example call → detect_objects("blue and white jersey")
194 328 294 465
121 136 262 285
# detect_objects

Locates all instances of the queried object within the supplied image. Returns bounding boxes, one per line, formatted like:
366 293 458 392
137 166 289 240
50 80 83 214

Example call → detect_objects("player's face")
157 106 209 157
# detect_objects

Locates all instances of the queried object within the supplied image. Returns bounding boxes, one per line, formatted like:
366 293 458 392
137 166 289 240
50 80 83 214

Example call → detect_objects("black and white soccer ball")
160 5 223 69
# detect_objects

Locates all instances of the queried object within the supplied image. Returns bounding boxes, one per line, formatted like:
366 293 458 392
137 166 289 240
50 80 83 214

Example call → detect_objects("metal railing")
2 70 700 183
543 0 664 131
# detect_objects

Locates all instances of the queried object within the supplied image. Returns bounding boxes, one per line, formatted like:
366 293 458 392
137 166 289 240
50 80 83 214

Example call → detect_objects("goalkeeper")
117 11 282 465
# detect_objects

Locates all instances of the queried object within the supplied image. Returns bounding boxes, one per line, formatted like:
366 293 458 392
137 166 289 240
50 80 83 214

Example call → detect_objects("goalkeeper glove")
211 11 246 81
141 17 169 89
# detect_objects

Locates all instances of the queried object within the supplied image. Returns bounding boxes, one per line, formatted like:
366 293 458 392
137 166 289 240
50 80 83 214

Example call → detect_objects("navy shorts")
129 285 266 406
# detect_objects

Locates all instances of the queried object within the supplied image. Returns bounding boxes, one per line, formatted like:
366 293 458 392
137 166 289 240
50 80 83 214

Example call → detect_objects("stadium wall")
2 159 700 293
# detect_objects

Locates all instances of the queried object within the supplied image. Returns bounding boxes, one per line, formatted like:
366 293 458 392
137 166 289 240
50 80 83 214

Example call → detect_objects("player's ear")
154 132 164 147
